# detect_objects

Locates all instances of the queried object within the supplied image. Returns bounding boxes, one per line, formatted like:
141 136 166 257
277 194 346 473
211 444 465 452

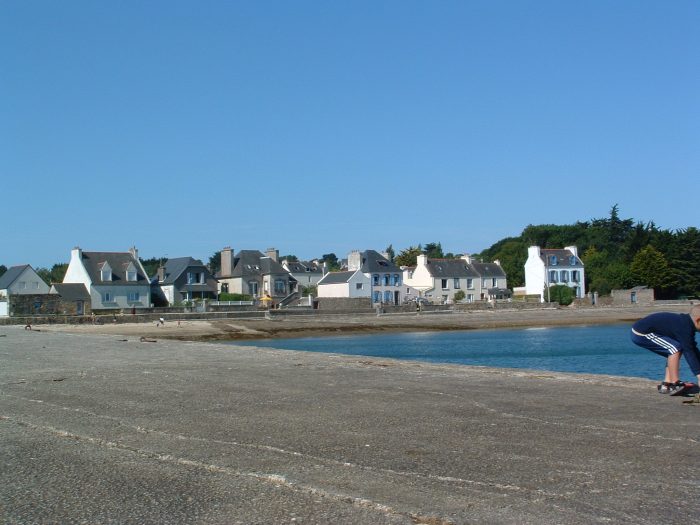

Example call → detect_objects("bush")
453 290 466 302
547 285 574 306
218 293 252 302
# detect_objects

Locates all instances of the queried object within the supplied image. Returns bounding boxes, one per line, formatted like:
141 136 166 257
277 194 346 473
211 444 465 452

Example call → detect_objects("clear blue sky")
2 1 698 269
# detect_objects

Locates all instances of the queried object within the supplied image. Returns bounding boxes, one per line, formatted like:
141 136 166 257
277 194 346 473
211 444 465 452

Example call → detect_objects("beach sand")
36 304 688 342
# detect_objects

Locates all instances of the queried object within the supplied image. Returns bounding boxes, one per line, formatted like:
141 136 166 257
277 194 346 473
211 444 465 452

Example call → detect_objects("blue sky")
2 1 698 269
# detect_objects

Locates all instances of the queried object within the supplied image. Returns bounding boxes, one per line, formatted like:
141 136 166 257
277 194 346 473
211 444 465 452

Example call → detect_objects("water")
231 324 697 381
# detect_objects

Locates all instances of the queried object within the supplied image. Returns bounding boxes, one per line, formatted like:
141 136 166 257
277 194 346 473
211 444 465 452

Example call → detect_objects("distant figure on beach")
630 305 700 395
158 317 165 327
24 323 31 330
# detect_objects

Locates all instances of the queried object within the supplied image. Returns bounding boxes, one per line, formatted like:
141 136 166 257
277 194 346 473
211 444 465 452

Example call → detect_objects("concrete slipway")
1 327 698 524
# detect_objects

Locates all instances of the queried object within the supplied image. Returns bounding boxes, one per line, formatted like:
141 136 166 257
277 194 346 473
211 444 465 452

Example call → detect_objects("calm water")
232 324 697 381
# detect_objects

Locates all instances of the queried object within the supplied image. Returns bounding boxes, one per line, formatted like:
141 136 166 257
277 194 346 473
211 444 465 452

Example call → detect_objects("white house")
318 250 413 305
317 270 371 298
403 254 508 303
524 245 585 302
62 246 151 310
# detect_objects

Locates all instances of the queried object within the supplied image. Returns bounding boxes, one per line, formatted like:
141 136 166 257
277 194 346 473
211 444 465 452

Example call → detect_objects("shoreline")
34 304 688 342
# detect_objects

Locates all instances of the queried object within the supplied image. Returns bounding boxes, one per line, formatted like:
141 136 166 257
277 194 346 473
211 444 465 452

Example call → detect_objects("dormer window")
569 256 577 266
549 255 558 266
100 262 112 282
125 262 138 282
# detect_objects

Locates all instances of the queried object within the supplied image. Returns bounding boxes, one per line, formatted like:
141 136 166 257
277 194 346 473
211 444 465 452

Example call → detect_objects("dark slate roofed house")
0 264 50 297
216 247 293 298
153 257 218 305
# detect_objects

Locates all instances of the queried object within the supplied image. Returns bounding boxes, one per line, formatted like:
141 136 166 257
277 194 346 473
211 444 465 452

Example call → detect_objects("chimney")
565 246 578 257
347 250 362 271
265 248 279 262
157 266 166 282
528 246 541 259
221 247 234 276
494 259 501 266
417 254 428 267
129 246 139 261
461 253 472 264
71 246 83 262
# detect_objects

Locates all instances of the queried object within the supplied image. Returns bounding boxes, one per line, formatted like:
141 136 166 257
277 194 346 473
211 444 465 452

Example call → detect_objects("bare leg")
665 352 682 383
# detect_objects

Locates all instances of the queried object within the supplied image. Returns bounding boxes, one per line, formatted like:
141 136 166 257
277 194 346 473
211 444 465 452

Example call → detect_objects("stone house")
216 247 294 300
152 257 218 305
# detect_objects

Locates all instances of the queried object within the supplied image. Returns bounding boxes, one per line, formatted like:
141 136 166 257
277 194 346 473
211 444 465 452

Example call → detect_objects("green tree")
140 257 165 278
321 253 340 271
208 252 221 274
630 245 675 296
280 254 298 262
0 265 6 278
453 290 466 302
385 244 395 262
548 284 575 306
394 246 423 267
424 242 444 259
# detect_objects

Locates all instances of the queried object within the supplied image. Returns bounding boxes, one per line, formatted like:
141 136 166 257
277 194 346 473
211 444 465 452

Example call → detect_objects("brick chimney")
221 247 234 277
265 248 279 262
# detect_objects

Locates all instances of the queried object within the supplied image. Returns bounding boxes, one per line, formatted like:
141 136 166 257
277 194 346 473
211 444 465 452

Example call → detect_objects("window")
454 278 460 289
467 294 474 303
373 274 380 286
221 283 229 293
572 270 580 283
373 291 381 303
549 270 558 283
467 279 474 289
101 268 111 281
383 274 390 286
492 278 497 287
274 279 286 294
393 274 401 286
19 281 26 289
560 270 569 282
33 281 40 289
441 279 449 290
128 292 140 302
384 291 392 303
187 272 194 284
102 292 113 303
550 255 558 266
356 283 363 290
482 279 488 288
248 281 258 296
570 256 577 266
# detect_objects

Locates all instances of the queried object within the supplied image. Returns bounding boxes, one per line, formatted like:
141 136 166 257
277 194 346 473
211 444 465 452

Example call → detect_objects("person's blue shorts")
630 329 681 358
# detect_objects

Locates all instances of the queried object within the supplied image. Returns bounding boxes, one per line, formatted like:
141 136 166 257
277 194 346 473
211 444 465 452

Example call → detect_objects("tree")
0 265 6 278
385 244 395 262
453 290 466 302
394 246 423 267
424 242 444 259
630 245 675 296
35 263 68 285
321 253 340 271
208 252 221 274
280 254 298 262
140 257 165 278
548 284 575 306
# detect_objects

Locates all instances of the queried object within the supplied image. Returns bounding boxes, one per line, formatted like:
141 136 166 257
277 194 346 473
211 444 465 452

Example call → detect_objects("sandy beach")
35 304 689 342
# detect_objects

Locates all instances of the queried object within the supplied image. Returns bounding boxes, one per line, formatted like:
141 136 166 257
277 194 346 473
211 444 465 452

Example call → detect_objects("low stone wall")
315 297 372 311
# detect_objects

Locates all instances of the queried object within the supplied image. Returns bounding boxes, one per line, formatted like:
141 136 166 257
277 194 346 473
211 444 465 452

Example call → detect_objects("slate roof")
51 283 90 301
284 261 322 274
79 252 148 286
359 250 401 274
471 262 507 278
540 249 583 267
218 250 288 279
318 271 356 285
425 259 479 278
0 265 31 289
158 257 208 285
